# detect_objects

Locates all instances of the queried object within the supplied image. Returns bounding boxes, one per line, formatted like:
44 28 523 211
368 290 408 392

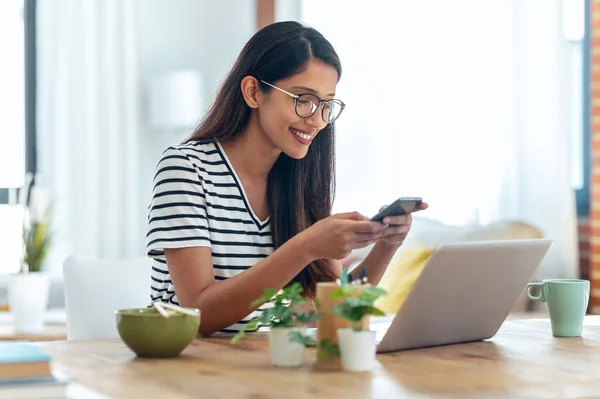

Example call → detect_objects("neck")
220 112 281 183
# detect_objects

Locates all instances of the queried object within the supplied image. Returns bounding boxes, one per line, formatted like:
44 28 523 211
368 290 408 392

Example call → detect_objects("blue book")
0 342 52 380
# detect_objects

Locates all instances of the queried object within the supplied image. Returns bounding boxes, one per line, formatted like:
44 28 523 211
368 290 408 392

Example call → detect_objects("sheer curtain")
37 0 144 277
0 0 26 189
302 0 579 279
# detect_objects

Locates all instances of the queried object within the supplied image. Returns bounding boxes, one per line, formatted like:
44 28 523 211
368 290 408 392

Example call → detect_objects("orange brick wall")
591 0 600 312
580 219 590 313
580 219 590 280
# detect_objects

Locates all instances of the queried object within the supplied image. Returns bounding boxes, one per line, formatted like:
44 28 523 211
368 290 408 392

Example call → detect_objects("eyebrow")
290 86 336 97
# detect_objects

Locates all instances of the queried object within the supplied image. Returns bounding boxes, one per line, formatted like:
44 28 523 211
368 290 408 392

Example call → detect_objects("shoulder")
174 140 219 157
156 140 220 169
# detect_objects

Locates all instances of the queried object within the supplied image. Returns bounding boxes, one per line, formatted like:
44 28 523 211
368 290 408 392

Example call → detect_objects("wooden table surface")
0 309 67 341
0 324 66 341
37 316 600 399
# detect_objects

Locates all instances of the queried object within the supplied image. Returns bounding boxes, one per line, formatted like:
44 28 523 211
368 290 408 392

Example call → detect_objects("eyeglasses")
260 80 345 123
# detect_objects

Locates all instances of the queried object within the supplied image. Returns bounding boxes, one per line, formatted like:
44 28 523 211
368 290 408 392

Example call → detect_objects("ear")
240 76 260 109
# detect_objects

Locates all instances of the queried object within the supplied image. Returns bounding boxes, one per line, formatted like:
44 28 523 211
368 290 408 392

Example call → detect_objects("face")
256 59 339 159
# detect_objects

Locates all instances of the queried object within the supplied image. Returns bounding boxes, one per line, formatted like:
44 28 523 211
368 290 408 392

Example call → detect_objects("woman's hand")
378 202 429 246
301 212 386 261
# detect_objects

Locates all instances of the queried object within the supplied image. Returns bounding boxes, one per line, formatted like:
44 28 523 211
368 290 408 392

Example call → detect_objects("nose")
304 108 327 131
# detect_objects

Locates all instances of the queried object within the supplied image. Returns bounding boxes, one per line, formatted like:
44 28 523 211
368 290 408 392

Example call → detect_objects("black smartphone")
370 197 423 222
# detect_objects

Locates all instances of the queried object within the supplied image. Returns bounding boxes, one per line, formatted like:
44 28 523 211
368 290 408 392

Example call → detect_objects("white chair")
63 255 151 340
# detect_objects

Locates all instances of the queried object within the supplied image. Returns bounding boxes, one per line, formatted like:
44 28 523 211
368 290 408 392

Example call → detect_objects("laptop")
309 239 553 353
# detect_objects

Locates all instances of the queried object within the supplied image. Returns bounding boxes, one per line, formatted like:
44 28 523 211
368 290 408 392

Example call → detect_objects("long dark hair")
186 21 342 297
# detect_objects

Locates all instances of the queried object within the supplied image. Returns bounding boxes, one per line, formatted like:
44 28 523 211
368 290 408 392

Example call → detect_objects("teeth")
290 128 312 141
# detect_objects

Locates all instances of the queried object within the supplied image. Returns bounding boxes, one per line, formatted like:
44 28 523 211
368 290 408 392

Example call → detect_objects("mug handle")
526 283 546 302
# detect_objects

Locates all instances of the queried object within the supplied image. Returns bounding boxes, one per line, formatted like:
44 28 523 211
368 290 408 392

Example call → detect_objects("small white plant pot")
7 272 50 334
337 328 377 372
268 327 305 367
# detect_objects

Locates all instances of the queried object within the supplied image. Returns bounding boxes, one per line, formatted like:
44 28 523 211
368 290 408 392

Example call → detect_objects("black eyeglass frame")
260 80 346 123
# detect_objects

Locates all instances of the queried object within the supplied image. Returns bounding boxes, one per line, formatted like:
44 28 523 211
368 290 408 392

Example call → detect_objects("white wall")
275 0 301 22
136 0 256 213
137 0 255 98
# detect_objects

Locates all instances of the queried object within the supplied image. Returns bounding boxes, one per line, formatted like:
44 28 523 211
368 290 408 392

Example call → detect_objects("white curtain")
37 0 145 276
302 0 579 279
0 1 26 189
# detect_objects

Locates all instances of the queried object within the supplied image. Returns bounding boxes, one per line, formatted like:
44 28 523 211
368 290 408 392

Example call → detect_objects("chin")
278 135 312 160
283 147 309 160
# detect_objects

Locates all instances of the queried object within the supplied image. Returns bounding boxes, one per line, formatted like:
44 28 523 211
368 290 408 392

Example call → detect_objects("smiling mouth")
290 128 313 141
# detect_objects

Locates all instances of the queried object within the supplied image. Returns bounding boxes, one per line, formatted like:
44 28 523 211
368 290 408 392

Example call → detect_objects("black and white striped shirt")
146 140 274 332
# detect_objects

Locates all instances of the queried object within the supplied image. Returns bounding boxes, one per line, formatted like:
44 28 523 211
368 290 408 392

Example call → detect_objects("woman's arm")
167 212 384 336
349 241 401 286
167 233 313 337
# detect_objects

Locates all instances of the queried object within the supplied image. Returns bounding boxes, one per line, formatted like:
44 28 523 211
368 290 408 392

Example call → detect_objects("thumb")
335 211 368 221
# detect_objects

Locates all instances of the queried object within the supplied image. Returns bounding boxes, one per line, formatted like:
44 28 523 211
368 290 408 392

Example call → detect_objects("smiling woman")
146 21 427 337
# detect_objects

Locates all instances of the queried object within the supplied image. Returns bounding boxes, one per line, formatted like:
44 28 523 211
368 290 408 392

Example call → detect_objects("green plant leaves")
23 221 53 273
316 338 340 361
250 288 276 308
330 285 356 299
230 282 322 345
332 303 364 322
295 310 322 325
360 286 388 300
330 283 388 331
288 331 315 347
340 267 349 285
368 306 386 317
231 318 259 344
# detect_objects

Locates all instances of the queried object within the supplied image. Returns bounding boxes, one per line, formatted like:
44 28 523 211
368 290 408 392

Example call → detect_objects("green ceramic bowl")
115 307 200 358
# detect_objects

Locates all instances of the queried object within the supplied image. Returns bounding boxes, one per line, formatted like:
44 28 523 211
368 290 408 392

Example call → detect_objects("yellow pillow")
375 246 432 315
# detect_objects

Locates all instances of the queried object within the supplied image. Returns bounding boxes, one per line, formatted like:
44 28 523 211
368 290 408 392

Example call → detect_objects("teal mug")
526 279 590 337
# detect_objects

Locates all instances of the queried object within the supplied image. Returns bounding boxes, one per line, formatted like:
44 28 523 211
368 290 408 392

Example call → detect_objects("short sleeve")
146 147 211 258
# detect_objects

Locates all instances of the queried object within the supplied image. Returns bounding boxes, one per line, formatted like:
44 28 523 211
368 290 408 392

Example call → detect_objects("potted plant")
8 183 53 333
231 282 321 367
331 283 387 372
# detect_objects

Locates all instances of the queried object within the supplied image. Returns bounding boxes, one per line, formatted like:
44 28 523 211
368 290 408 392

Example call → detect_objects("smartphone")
370 197 423 222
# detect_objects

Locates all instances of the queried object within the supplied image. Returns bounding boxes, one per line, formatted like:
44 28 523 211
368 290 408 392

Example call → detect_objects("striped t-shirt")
146 140 274 332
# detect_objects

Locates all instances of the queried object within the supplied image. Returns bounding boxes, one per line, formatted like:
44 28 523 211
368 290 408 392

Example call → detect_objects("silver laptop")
309 239 553 353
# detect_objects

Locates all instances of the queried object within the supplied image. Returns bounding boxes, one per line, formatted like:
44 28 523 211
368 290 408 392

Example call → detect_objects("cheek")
259 102 301 132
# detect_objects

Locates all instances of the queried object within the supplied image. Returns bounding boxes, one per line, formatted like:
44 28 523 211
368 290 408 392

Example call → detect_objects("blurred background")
0 0 595 311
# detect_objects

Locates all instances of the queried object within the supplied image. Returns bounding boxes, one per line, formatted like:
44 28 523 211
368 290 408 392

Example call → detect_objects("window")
0 0 36 204
302 1 583 226
575 0 590 216
301 1 522 225
0 0 36 274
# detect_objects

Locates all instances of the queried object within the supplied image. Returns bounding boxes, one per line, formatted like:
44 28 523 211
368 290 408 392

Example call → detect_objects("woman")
147 21 427 336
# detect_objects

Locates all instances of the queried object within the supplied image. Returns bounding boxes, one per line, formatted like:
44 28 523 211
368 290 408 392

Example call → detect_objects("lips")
289 128 314 141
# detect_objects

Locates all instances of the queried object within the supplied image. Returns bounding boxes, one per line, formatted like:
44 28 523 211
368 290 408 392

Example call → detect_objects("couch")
344 216 544 315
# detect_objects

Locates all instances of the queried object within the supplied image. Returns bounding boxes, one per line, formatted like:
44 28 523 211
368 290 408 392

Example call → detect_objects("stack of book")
0 342 67 398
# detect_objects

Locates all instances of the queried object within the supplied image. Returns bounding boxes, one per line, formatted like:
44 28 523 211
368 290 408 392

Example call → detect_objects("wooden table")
0 309 67 341
37 316 600 399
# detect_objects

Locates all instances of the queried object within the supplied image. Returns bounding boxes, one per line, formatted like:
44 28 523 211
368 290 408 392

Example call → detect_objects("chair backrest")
63 255 150 340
